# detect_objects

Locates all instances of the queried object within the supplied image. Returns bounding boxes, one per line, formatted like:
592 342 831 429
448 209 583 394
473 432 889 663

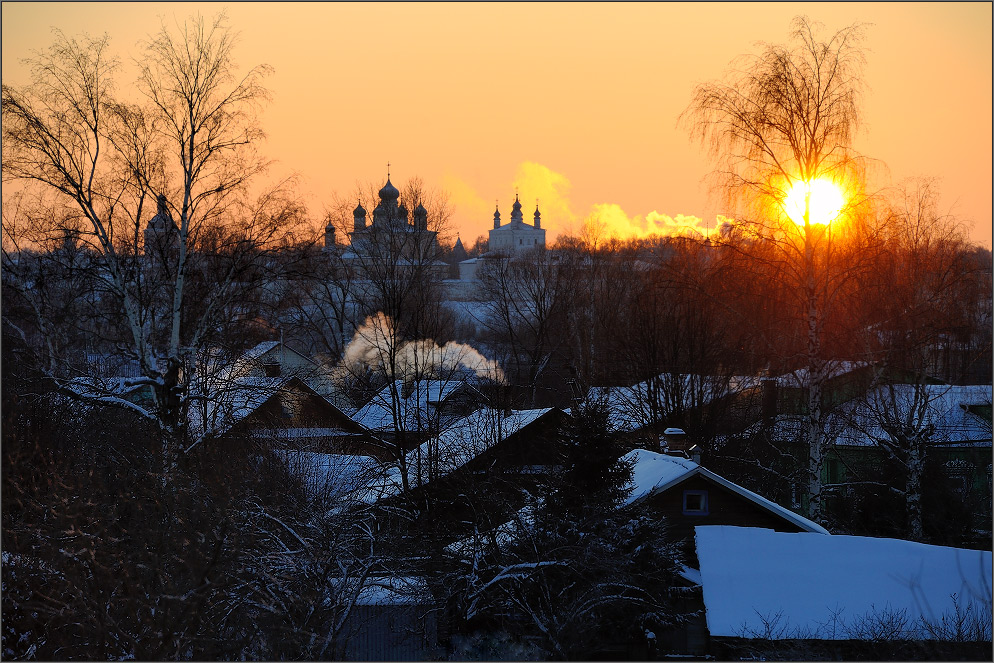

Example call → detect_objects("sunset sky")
3 2 991 248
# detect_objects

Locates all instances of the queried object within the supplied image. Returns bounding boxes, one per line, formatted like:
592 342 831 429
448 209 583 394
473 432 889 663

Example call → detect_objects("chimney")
662 427 689 451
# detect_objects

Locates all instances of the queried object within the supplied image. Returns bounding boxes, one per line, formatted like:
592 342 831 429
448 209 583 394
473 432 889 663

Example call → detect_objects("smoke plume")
340 313 506 383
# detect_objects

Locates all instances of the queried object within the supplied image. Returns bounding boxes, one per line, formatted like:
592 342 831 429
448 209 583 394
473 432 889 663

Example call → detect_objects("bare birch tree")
682 16 871 523
2 15 304 472
844 178 989 540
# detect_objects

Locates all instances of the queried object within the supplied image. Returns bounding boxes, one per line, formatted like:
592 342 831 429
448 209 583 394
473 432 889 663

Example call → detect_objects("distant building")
341 176 440 262
488 194 545 255
144 193 179 258
453 194 546 286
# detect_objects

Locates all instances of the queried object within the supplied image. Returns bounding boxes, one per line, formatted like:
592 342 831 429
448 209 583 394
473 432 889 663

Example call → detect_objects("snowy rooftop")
588 374 758 432
832 384 992 446
354 379 474 432
621 449 828 534
188 376 290 439
774 360 868 388
357 407 553 502
695 526 993 640
278 451 382 501
734 384 992 448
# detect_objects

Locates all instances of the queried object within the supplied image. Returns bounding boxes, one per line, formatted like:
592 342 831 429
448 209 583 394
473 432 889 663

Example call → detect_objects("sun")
783 178 845 226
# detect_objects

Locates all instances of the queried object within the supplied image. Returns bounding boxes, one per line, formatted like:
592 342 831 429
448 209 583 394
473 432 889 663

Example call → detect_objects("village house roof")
353 379 480 432
356 407 555 502
277 450 382 500
621 449 829 534
736 384 992 448
187 375 362 441
588 374 760 432
695 525 992 640
831 383 992 446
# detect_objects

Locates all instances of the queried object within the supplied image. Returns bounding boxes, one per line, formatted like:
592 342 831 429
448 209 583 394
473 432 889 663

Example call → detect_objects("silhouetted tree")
683 15 873 523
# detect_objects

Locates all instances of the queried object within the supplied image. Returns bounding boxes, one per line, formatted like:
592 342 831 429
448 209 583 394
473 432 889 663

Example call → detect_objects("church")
487 194 546 255
453 194 546 287
324 174 441 265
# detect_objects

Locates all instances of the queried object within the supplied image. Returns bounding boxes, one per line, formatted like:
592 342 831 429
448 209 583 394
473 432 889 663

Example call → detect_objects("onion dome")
493 204 501 229
378 177 400 202
510 194 523 223
354 202 366 216
533 205 542 229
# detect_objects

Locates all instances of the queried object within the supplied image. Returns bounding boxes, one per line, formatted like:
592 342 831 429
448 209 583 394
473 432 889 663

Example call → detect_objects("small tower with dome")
144 193 179 258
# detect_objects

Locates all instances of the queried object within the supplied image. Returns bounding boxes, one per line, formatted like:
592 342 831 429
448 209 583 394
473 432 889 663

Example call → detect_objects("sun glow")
783 178 845 226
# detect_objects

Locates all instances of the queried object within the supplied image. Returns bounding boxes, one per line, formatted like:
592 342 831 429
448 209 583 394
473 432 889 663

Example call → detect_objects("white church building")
456 194 546 284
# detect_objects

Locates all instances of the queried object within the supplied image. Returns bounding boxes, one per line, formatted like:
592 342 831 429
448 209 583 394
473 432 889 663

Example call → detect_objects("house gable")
224 378 379 456
641 473 816 551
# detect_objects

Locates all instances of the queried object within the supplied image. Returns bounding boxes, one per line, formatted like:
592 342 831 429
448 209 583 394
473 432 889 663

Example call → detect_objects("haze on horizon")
3 2 991 248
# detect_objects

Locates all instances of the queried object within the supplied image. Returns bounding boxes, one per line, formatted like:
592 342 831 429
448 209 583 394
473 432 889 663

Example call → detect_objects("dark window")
683 489 709 515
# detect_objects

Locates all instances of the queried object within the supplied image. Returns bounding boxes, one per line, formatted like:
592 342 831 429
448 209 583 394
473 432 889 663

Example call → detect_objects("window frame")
682 489 709 516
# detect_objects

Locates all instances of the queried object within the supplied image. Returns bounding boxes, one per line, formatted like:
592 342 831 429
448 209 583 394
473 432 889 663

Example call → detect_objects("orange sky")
3 2 991 248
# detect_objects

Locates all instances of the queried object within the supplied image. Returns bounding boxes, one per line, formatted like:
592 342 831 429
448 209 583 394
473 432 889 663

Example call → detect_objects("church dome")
510 194 523 223
378 178 400 202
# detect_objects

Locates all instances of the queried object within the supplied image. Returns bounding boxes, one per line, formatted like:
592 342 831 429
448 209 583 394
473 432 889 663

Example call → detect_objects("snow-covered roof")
353 379 475 432
731 384 992 448
695 525 993 640
242 340 282 360
774 360 868 388
621 449 829 534
587 374 757 432
357 407 554 502
832 384 992 446
188 376 289 439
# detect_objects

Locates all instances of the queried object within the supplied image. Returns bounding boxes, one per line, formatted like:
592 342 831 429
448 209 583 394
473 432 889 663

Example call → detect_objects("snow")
278 451 382 499
587 374 757 432
775 361 868 388
728 384 993 450
832 384 993 447
353 379 474 432
187 376 290 439
621 450 829 534
622 449 699 505
357 407 553 502
240 340 281 361
695 526 993 640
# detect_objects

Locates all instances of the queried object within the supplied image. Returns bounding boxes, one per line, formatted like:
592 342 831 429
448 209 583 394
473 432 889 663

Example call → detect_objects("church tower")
144 194 179 258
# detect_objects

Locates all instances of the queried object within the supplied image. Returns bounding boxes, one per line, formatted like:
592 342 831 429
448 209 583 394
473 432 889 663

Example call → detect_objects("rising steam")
340 312 506 383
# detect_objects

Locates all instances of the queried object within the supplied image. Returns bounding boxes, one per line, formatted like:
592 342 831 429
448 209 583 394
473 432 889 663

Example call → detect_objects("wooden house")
623 449 827 561
190 375 379 457
358 407 568 538
353 378 488 453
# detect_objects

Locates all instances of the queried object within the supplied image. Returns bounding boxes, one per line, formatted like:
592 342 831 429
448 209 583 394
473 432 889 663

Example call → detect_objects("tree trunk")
906 441 924 541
